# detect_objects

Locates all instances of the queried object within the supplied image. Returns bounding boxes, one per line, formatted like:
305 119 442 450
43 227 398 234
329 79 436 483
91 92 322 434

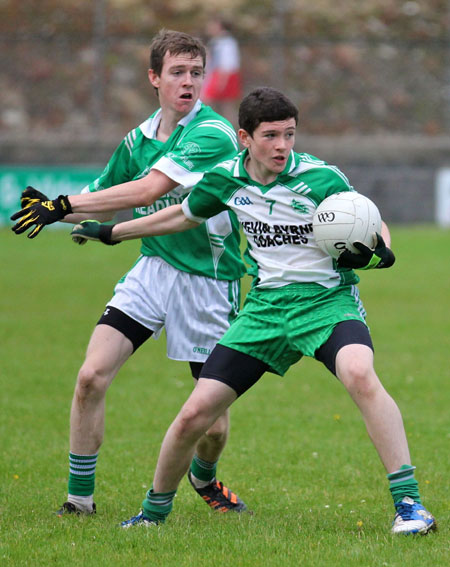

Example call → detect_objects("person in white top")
201 17 242 126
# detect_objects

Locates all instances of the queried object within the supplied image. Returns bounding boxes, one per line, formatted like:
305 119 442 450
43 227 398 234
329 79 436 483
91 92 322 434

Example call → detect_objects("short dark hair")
238 87 299 136
149 29 206 75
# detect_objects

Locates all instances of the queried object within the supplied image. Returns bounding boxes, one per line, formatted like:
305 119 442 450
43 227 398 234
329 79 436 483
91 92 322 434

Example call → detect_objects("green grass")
0 225 448 566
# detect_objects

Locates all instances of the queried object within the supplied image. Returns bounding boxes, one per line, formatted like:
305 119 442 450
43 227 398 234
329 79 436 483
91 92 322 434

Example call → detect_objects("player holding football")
69 87 436 535
11 30 248 516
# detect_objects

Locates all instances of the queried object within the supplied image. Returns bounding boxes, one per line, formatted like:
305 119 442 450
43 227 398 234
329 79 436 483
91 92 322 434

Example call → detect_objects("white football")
312 192 382 259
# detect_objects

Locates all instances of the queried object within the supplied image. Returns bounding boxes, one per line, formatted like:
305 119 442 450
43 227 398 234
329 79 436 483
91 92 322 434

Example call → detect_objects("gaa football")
312 192 382 259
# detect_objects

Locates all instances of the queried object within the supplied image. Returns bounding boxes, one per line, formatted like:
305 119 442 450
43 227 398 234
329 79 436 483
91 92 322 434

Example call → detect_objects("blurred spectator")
202 17 242 126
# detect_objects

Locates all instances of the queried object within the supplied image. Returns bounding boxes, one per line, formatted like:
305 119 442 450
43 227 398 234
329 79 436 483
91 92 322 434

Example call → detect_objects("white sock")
67 493 94 512
190 472 215 489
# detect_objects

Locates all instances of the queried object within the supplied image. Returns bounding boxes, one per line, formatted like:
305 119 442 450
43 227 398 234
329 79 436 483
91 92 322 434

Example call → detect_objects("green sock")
387 464 421 505
68 452 98 496
142 487 176 523
189 454 217 483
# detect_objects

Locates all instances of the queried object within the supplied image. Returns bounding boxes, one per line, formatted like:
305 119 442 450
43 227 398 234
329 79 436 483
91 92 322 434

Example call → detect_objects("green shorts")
218 283 367 376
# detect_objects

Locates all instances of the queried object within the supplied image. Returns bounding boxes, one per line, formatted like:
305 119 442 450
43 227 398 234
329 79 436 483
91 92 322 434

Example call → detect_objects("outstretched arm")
68 169 178 214
11 170 179 239
71 204 200 245
112 204 199 240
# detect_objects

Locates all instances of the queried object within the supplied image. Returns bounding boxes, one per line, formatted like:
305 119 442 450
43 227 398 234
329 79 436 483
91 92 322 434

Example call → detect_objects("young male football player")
71 86 436 535
11 30 247 515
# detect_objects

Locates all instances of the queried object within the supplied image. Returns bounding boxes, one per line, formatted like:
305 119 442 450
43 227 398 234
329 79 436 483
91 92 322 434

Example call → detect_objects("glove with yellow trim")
20 186 50 209
10 194 72 238
71 220 120 246
337 233 395 269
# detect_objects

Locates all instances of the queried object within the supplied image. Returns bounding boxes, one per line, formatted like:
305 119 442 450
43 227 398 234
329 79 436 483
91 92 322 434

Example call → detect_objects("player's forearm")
67 170 178 214
67 177 152 213
381 221 391 247
111 204 199 241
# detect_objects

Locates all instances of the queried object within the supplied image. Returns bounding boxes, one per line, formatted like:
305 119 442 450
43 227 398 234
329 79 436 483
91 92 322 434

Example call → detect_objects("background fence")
2 33 449 139
1 0 450 224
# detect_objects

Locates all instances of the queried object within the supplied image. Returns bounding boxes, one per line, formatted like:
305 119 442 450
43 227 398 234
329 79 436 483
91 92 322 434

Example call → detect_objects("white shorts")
107 255 240 362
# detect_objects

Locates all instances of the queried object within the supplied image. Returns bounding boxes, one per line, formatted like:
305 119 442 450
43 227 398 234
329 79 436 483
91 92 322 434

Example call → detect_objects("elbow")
135 179 156 208
186 219 200 231
137 192 154 208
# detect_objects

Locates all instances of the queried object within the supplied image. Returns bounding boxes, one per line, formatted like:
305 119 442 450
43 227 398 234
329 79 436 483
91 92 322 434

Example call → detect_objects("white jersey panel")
229 183 340 288
205 211 233 278
152 155 204 190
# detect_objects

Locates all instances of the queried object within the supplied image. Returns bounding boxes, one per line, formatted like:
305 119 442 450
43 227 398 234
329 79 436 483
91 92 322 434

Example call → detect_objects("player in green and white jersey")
82 89 243 281
11 30 247 517
71 87 435 535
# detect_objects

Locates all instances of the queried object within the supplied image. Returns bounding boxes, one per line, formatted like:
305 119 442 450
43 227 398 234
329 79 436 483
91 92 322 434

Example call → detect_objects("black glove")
20 186 50 209
337 233 395 270
10 194 72 238
71 220 120 246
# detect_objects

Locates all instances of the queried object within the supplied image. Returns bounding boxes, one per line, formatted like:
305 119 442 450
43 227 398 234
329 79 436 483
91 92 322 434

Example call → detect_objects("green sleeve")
85 137 132 192
184 171 231 221
301 166 353 203
323 166 353 196
165 123 238 175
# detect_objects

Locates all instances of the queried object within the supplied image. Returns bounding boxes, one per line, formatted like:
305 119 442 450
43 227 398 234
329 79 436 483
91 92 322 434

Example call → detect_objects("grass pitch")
0 225 448 566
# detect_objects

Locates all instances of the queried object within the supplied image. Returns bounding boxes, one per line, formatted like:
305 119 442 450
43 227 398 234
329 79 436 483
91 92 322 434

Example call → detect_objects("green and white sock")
387 464 421 505
142 487 176 523
68 452 98 505
189 454 217 488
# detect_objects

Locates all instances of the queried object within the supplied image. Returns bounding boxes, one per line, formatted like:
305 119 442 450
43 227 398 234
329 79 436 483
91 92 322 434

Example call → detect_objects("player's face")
239 118 297 182
148 51 204 117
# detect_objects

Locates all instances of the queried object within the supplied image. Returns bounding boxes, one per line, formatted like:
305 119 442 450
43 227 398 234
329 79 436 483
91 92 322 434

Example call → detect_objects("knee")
175 402 214 441
340 359 380 400
75 362 110 401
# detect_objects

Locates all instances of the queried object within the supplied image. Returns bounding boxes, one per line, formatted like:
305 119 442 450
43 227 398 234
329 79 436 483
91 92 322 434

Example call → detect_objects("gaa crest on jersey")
234 196 253 206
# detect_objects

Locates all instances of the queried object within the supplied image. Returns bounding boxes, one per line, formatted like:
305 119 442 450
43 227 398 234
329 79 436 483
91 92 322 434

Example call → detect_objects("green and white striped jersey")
182 149 360 289
84 100 245 281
